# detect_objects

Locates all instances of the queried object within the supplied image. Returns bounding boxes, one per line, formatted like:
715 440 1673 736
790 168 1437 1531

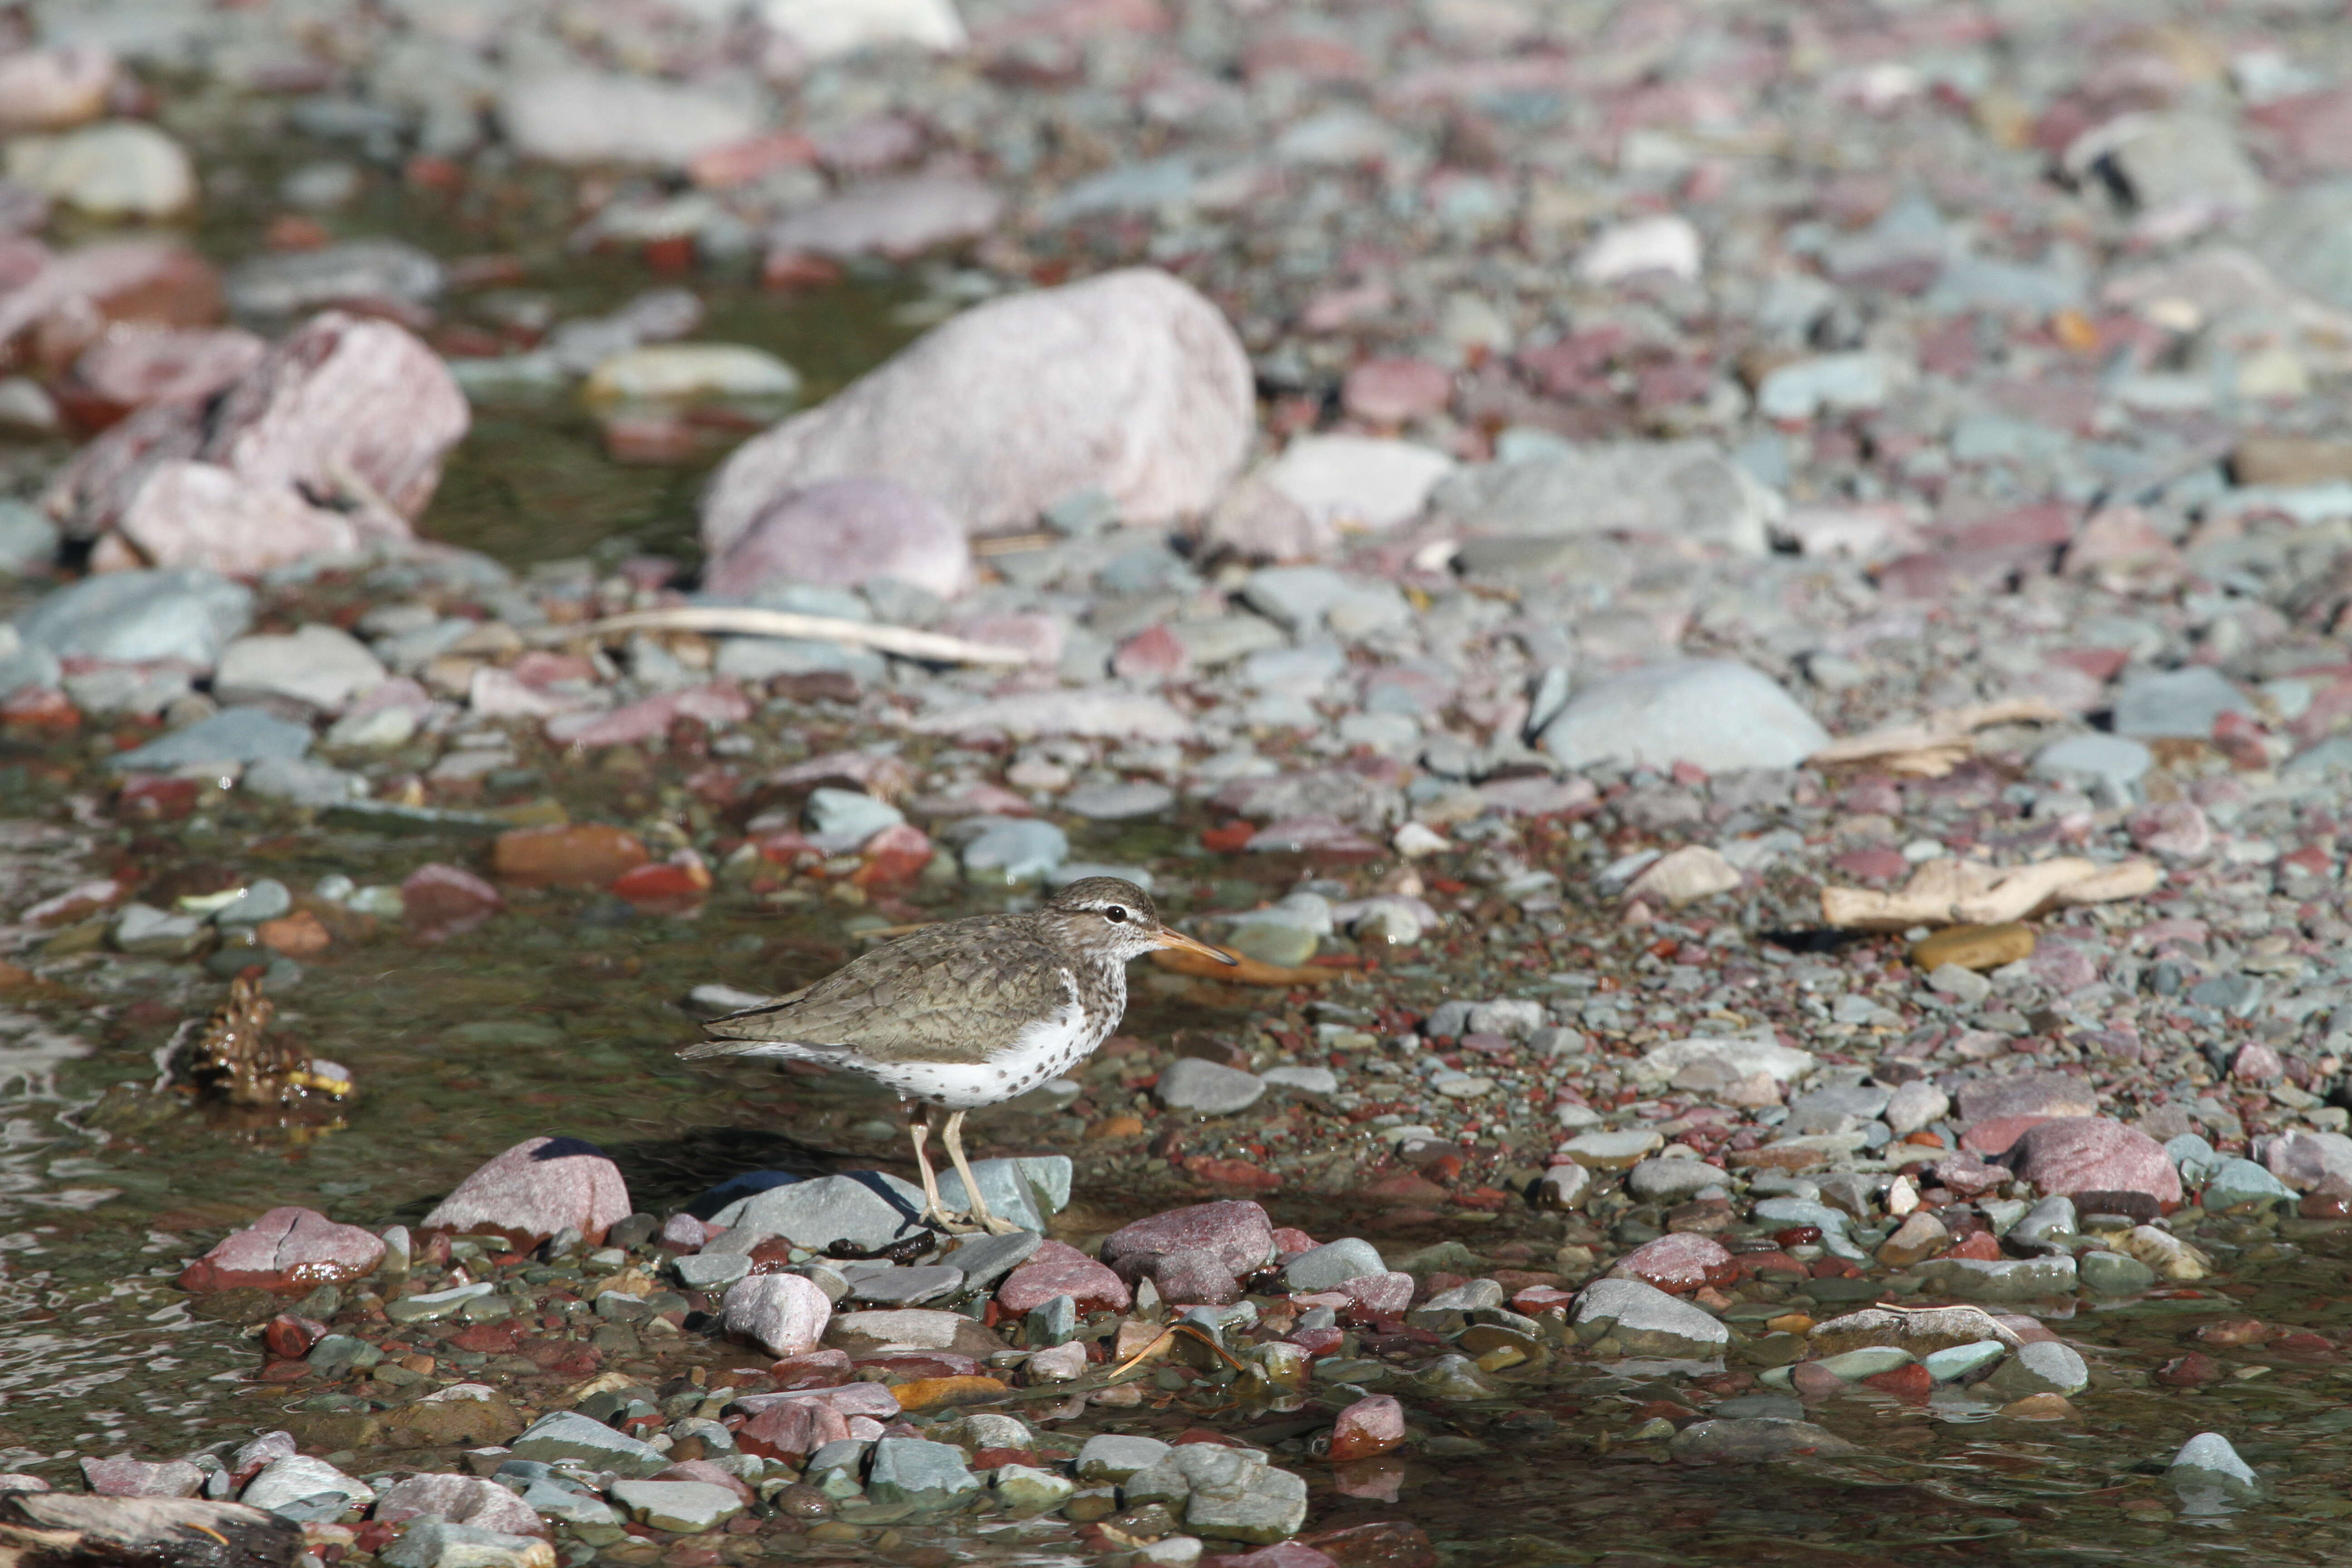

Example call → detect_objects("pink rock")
421 1135 632 1246
1327 1393 1405 1460
952 612 1061 667
1790 1361 1846 1402
2063 504 2186 583
1342 358 1451 425
1960 1114 2057 1156
1205 1540 1337 1568
52 312 466 570
0 45 117 133
228 1433 296 1486
736 1397 850 1462
177 1207 385 1294
72 326 265 412
2127 800 2211 858
1606 1234 1736 1294
207 313 464 516
400 862 503 941
79 1458 203 1498
2231 1043 2283 1084
768 750 916 797
734 1383 901 1420
2261 1130 2352 1190
1200 477 1329 562
1270 1226 1317 1254
659 1213 710 1250
702 477 970 601
1112 624 1188 681
702 269 1251 551
721 1273 832 1358
1933 1153 2008 1197
1246 817 1379 853
1831 846 1907 882
1478 775 1597 818
2254 87 2352 172
118 460 364 576
769 1349 853 1388
545 683 751 747
1956 1073 2097 1125
815 117 924 175
768 171 1005 261
1331 1271 1413 1322
998 1245 1131 1315
1102 1200 1275 1279
373 1474 545 1536
2025 940 2098 995
0 240 221 364
2004 1117 2181 1206
1151 1248 1244 1306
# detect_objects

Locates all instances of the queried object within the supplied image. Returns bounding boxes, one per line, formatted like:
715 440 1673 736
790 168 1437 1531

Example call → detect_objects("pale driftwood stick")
523 606 1031 666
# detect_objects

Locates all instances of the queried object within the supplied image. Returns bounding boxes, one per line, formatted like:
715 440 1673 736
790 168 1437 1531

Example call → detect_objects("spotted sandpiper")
681 877 1235 1234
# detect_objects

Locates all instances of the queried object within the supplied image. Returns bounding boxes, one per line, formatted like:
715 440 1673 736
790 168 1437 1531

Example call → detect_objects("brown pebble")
1909 922 2035 971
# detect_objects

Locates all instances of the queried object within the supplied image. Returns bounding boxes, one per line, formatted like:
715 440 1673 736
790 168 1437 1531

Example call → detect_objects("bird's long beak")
1156 927 1241 966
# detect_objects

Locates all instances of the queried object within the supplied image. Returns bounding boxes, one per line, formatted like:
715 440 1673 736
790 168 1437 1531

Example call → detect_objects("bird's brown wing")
681 915 1075 1067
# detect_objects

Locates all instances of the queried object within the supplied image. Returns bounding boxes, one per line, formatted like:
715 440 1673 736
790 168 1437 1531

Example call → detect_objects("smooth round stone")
1538 658 1830 773
2078 1249 2157 1295
2201 1157 2296 1210
1815 1346 1914 1382
1060 780 1175 820
1228 921 1316 967
1921 1340 2009 1383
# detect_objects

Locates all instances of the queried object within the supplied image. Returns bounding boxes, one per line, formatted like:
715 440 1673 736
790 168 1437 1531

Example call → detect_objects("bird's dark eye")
1104 906 1128 923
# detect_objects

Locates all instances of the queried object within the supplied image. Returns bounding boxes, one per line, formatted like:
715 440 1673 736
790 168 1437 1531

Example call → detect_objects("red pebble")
1328 1394 1405 1461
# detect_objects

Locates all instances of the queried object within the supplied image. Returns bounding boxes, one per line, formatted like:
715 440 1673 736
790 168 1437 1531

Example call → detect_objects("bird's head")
1044 877 1239 967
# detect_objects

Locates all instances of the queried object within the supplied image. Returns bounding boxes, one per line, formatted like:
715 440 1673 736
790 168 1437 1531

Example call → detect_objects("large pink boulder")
177 1206 384 1294
702 477 969 600
701 269 1251 551
45 310 467 573
421 1136 632 1246
2004 1117 2181 1206
1607 1234 1737 1294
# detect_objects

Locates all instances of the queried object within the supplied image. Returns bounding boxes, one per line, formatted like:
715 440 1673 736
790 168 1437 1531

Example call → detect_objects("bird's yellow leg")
942 1109 1024 1235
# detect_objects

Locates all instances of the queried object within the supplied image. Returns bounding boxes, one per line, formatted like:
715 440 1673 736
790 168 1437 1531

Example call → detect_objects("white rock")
585 344 800 403
1884 1080 1949 1137
702 269 1250 551
5 121 194 217
1577 215 1702 284
499 73 763 167
1623 845 1740 906
241 1454 374 1512
1260 434 1456 534
215 624 388 715
1540 659 1830 773
720 1272 832 1358
758 0 967 58
1632 1030 1814 1087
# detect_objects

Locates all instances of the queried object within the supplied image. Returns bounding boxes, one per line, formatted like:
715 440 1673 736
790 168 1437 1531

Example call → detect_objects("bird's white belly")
877 996 1107 1110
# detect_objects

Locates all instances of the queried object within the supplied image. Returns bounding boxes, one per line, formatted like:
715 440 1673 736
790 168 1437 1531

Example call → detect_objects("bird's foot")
974 1213 1026 1236
915 1205 969 1235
